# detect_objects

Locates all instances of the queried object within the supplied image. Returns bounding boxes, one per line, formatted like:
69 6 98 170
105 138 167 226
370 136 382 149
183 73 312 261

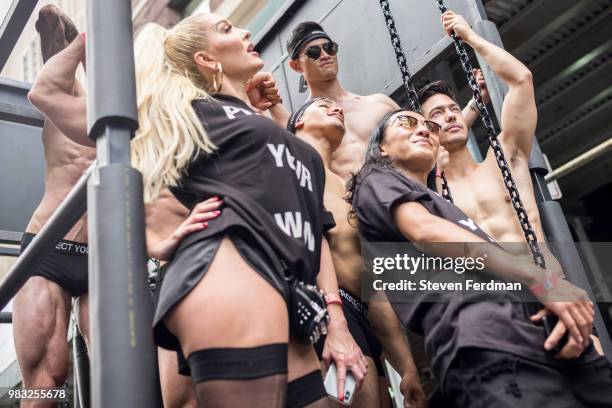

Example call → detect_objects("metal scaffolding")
0 0 161 406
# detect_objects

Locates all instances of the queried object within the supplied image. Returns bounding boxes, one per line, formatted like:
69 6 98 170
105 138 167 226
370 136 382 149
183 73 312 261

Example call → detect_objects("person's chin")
253 58 264 70
455 133 469 146
442 133 468 148
320 67 338 78
333 124 345 139
245 51 263 64
325 121 344 135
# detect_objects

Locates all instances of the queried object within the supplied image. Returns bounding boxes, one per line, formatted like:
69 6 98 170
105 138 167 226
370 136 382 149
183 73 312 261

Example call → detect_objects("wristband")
529 273 559 297
468 97 478 112
324 293 342 306
436 168 443 178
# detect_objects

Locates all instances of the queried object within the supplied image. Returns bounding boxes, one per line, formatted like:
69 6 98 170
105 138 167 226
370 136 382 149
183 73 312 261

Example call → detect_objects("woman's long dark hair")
345 109 402 223
345 109 438 221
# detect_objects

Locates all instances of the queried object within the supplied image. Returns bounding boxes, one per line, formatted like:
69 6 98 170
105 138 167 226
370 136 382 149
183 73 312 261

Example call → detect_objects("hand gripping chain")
434 0 546 269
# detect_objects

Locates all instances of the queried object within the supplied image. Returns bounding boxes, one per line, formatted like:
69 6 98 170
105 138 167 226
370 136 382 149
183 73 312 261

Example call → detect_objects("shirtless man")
287 97 426 408
284 22 401 180
419 11 600 355
20 8 203 407
420 11 565 280
28 11 330 407
11 7 94 403
282 22 440 407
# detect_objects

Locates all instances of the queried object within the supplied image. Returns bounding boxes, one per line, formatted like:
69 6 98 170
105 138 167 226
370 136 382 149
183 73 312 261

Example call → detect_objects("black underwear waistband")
22 232 89 256
339 287 368 319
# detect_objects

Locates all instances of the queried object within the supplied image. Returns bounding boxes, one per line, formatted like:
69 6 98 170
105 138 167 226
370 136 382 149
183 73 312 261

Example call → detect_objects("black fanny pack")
285 270 329 344
262 253 329 345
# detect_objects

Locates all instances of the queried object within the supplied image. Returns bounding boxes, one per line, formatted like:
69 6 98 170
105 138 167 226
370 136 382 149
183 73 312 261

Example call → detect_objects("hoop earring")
298 74 308 93
212 62 223 93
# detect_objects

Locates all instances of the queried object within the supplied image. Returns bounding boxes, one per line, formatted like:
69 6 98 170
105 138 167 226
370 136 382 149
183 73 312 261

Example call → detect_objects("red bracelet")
529 274 559 297
324 293 342 306
436 168 443 178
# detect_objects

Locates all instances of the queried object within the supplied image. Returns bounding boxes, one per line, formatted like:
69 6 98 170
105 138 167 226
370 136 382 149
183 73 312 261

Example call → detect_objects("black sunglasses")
301 41 339 60
391 114 441 134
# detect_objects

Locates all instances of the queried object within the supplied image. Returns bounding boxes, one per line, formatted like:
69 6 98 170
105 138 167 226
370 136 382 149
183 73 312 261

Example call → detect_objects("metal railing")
0 0 161 406
0 164 92 311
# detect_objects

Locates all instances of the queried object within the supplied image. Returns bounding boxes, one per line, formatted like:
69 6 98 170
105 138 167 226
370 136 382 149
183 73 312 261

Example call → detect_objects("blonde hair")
132 15 218 202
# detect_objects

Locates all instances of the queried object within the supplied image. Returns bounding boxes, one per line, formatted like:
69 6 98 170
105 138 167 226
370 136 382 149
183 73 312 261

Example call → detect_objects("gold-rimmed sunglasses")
391 114 441 134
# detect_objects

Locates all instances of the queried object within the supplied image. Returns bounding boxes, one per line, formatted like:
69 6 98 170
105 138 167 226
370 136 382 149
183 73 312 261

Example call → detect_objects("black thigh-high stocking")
188 343 288 408
287 369 329 408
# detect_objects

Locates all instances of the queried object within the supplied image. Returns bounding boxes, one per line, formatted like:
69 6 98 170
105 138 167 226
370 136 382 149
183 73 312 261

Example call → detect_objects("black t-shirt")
170 94 335 284
352 165 597 384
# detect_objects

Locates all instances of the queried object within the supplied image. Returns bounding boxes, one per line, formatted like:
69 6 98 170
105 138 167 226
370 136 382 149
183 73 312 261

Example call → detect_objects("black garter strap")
287 369 326 408
187 343 288 383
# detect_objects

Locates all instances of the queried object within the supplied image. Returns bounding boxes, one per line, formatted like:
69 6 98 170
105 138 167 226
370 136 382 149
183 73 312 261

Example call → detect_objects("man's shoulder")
346 92 398 110
367 93 399 109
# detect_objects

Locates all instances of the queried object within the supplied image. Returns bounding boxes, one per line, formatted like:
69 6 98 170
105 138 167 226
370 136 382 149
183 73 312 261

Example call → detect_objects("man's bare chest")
449 171 512 221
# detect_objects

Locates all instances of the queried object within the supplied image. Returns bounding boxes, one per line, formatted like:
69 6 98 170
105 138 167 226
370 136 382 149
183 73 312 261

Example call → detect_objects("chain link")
379 0 453 202
440 172 453 202
379 0 420 111
434 0 546 269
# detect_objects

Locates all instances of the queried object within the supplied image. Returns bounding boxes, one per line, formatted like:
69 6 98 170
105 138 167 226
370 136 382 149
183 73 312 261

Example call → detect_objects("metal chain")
434 0 546 269
379 0 420 111
379 0 454 202
440 173 453 202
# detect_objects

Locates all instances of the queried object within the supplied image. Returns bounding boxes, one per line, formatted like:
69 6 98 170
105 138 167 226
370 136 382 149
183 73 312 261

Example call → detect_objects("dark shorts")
443 347 612 408
153 228 286 364
315 287 385 376
20 232 88 297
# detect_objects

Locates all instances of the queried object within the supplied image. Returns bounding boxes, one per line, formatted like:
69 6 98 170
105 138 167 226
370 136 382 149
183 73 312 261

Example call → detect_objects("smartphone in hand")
324 363 356 406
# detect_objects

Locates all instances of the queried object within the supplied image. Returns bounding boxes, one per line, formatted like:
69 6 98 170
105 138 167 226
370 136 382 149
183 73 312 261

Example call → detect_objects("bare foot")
35 5 75 63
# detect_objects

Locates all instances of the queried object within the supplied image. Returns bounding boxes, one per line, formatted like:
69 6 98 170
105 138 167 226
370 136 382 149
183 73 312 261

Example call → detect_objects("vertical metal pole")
472 18 612 360
86 0 162 406
568 216 611 300
73 332 91 408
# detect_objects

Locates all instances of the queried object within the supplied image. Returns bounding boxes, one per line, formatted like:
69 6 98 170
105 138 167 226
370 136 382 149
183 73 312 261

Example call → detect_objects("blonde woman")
133 13 367 407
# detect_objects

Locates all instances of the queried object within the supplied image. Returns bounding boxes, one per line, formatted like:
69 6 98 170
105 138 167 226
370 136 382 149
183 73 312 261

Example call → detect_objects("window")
21 37 41 83
185 0 289 38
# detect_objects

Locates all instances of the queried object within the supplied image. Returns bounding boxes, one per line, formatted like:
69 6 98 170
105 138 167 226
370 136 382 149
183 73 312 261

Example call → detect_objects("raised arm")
28 36 91 147
269 103 291 128
461 69 490 129
442 11 536 157
246 72 291 127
